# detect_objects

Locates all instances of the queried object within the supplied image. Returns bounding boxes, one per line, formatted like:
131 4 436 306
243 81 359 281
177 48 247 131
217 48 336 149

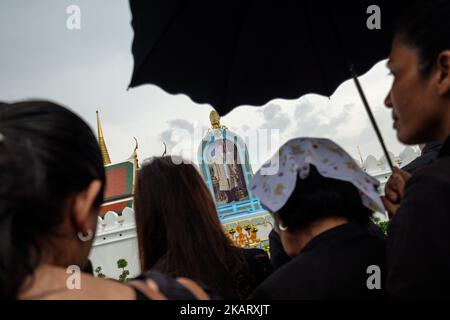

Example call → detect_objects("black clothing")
151 248 272 300
387 136 450 299
251 223 386 300
269 229 292 270
366 219 387 239
235 248 273 299
83 260 94 275
134 287 152 300
402 142 442 174
134 270 220 300
268 221 386 271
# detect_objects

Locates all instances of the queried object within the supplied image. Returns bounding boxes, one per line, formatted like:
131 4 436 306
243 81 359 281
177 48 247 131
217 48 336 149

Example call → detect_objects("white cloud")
259 103 291 133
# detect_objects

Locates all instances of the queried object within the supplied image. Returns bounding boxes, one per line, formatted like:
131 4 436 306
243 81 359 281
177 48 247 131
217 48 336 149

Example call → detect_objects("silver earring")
77 229 93 242
279 223 288 232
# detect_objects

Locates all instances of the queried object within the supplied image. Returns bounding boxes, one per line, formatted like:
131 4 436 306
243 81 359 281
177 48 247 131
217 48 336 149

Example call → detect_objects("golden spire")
128 137 139 196
96 110 111 165
133 137 139 169
209 110 222 129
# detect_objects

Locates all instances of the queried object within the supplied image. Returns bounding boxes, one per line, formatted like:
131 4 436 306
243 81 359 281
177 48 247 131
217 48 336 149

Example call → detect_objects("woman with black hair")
250 138 386 300
382 0 450 299
0 100 209 300
134 156 273 300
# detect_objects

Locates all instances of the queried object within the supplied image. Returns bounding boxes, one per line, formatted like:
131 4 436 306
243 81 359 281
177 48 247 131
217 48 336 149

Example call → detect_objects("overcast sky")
0 0 411 171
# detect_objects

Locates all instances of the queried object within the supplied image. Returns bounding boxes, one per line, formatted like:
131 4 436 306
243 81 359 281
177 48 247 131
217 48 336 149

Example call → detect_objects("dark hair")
395 0 450 77
278 166 372 231
134 157 246 299
0 100 105 299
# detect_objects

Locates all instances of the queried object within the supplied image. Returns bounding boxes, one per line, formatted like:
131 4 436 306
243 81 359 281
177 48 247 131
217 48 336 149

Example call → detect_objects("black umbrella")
129 0 405 169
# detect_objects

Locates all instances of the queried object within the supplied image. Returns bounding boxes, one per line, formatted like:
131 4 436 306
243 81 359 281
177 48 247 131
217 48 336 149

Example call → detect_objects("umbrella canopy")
129 0 403 113
129 0 405 169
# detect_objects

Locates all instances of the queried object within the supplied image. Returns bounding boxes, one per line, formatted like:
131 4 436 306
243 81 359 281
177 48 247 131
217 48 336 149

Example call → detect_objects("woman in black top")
134 157 272 300
382 0 450 299
249 138 387 300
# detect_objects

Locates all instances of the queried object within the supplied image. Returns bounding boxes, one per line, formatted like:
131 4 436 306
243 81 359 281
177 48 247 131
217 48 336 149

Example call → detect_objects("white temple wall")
89 210 141 279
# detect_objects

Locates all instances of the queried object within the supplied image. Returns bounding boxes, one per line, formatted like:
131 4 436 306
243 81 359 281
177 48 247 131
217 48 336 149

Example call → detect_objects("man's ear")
436 50 450 96
72 180 102 233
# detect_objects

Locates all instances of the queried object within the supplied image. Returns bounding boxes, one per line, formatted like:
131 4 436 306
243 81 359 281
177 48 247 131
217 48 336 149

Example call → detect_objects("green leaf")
117 259 128 269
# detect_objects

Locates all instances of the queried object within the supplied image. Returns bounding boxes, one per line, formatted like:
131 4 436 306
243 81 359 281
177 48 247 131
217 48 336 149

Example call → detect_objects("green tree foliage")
117 259 130 282
95 266 106 278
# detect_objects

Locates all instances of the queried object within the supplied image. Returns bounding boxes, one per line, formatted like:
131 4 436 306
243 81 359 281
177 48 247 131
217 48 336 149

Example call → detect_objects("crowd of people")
0 0 450 300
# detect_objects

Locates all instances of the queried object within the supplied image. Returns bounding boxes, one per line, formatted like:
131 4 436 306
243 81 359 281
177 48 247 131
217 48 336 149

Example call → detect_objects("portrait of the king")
206 111 249 205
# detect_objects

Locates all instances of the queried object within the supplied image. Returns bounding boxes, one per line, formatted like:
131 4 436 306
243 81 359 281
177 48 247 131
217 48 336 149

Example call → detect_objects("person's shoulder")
250 253 325 300
401 157 450 207
241 248 273 274
242 248 269 260
135 270 219 299
415 155 450 175
406 156 450 188
250 261 293 299
392 157 450 227
49 273 136 300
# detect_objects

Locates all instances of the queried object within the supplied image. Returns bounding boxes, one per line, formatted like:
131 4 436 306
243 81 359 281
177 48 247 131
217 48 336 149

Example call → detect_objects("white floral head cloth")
250 138 385 214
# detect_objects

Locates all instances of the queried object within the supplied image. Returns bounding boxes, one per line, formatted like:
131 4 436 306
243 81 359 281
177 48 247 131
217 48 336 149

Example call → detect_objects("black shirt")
402 142 442 174
134 270 221 300
151 248 272 300
251 223 386 300
230 248 273 300
268 221 386 271
268 229 292 270
387 136 450 299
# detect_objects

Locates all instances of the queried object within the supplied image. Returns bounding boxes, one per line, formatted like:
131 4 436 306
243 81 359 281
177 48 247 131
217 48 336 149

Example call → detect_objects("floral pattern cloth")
250 138 385 214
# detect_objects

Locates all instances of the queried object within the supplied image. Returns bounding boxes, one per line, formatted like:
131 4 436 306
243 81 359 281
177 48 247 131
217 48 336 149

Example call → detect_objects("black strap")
134 271 220 300
133 287 152 301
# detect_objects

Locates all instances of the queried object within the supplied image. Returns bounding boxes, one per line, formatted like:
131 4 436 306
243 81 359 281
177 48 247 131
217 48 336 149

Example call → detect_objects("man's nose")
384 90 393 109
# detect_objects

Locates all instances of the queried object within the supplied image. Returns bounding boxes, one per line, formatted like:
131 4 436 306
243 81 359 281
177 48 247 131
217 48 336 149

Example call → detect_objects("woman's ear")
273 213 286 233
72 180 102 233
436 50 450 96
